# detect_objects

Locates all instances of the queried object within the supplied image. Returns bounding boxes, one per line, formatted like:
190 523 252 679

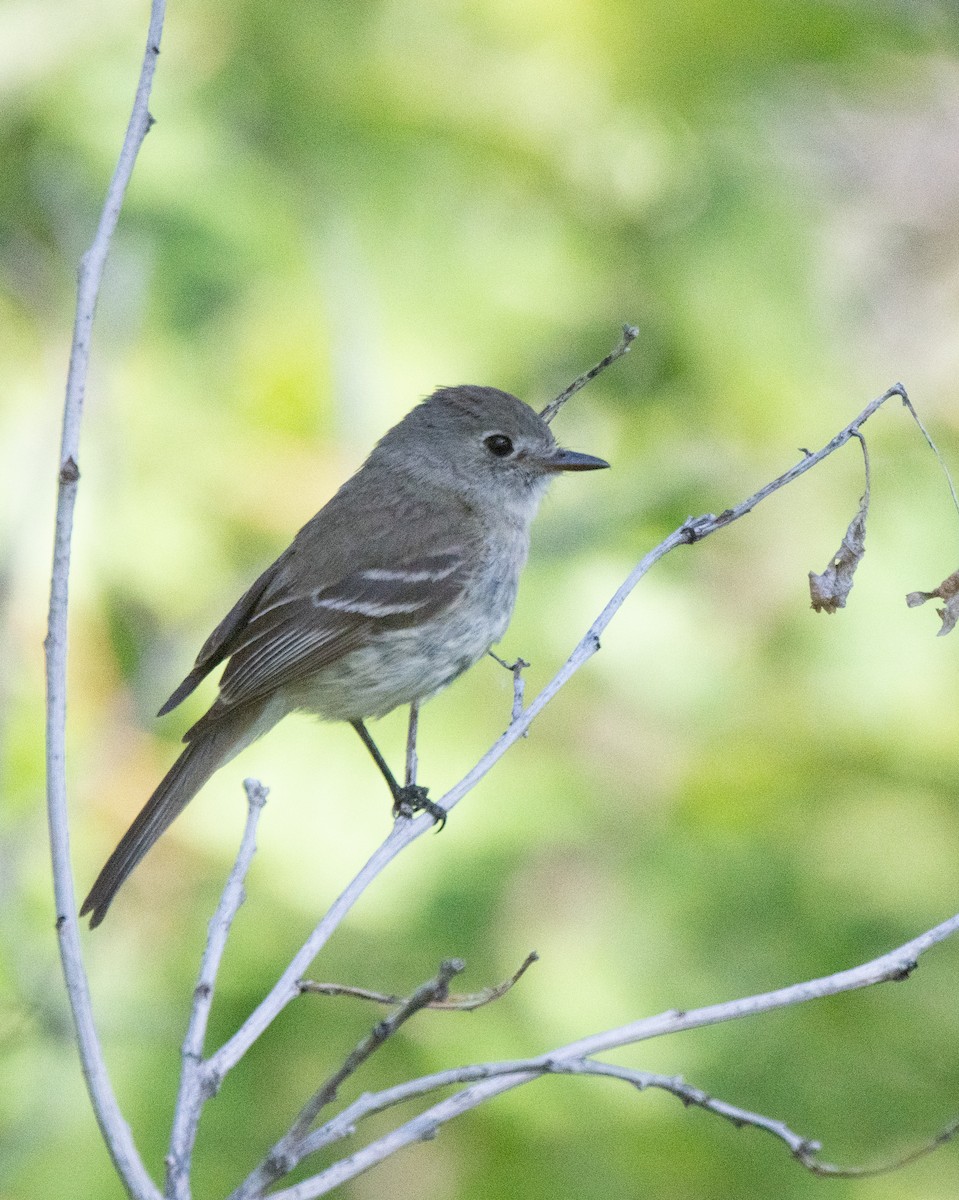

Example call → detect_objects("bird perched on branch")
81 385 609 926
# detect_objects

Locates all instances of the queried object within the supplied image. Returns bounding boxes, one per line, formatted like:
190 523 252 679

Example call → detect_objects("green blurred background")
4 0 959 1196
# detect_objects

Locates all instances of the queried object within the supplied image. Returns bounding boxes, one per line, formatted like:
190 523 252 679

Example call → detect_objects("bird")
81 385 609 926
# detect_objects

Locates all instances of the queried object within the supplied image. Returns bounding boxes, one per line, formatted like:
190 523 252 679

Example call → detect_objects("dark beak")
543 448 610 473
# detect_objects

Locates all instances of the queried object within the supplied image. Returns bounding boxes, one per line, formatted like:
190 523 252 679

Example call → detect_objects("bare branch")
900 391 959 525
543 1059 823 1160
43 3 167 1197
273 910 959 1198
488 651 530 726
167 779 268 1198
230 960 464 1200
800 1115 959 1179
298 950 539 1012
539 323 638 424
203 823 415 1082
533 1062 959 1180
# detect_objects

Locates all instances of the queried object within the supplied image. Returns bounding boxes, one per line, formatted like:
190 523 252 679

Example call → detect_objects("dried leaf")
809 504 868 614
906 568 959 636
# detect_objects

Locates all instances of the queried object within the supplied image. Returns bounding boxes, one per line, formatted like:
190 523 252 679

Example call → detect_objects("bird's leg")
404 698 420 791
350 717 447 829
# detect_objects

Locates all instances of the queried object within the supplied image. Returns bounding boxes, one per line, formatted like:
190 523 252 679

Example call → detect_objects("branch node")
680 518 710 544
266 1148 296 1175
890 958 918 982
59 456 80 484
202 1066 223 1098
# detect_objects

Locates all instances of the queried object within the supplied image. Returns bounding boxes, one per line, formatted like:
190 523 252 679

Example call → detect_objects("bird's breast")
286 528 530 723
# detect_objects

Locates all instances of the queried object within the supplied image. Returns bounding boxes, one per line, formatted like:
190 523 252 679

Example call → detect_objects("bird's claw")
393 785 447 831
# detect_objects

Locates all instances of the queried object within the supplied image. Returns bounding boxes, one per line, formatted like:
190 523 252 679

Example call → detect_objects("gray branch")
166 780 268 1199
297 950 538 1011
262 908 959 1198
229 961 463 1200
43 2 167 1197
539 324 639 423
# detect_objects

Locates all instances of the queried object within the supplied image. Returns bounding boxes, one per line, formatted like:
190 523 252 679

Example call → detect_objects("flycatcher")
81 385 609 926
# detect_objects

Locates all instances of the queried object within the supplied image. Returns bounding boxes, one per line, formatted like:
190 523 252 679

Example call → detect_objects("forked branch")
260 909 959 1198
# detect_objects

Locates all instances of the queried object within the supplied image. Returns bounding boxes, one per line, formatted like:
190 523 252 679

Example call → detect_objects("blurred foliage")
4 0 959 1196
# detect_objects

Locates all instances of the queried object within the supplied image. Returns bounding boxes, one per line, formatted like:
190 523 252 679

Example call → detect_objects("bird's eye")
484 434 514 458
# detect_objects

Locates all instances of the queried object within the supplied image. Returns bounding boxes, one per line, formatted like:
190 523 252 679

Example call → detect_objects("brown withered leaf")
906 568 959 636
809 502 868 614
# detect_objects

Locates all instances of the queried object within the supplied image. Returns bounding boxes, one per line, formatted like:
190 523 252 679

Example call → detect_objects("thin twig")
229 960 463 1200
298 951 539 1012
544 1060 823 1158
166 779 268 1198
43 4 167 1198
800 1115 959 1178
488 651 530 726
539 324 638 424
270 909 959 1197
542 1062 959 1178
204 382 917 1087
853 429 871 505
899 391 959 525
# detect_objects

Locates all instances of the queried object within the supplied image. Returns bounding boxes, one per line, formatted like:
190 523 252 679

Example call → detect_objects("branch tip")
242 777 269 808
539 322 638 424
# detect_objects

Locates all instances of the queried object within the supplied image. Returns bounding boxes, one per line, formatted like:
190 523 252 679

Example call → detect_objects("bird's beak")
541 447 611 473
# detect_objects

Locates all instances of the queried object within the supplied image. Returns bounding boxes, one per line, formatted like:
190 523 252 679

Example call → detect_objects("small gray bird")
81 385 608 926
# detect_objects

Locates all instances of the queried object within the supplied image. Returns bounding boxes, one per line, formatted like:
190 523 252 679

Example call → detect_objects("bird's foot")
393 784 447 830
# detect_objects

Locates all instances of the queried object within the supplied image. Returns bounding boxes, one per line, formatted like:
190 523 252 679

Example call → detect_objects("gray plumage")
81 385 608 926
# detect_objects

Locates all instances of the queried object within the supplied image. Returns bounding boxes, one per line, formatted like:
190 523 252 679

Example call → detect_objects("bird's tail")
81 700 270 928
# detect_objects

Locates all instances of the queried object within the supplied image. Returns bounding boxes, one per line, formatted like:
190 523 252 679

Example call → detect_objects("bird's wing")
158 466 479 719
211 547 468 708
